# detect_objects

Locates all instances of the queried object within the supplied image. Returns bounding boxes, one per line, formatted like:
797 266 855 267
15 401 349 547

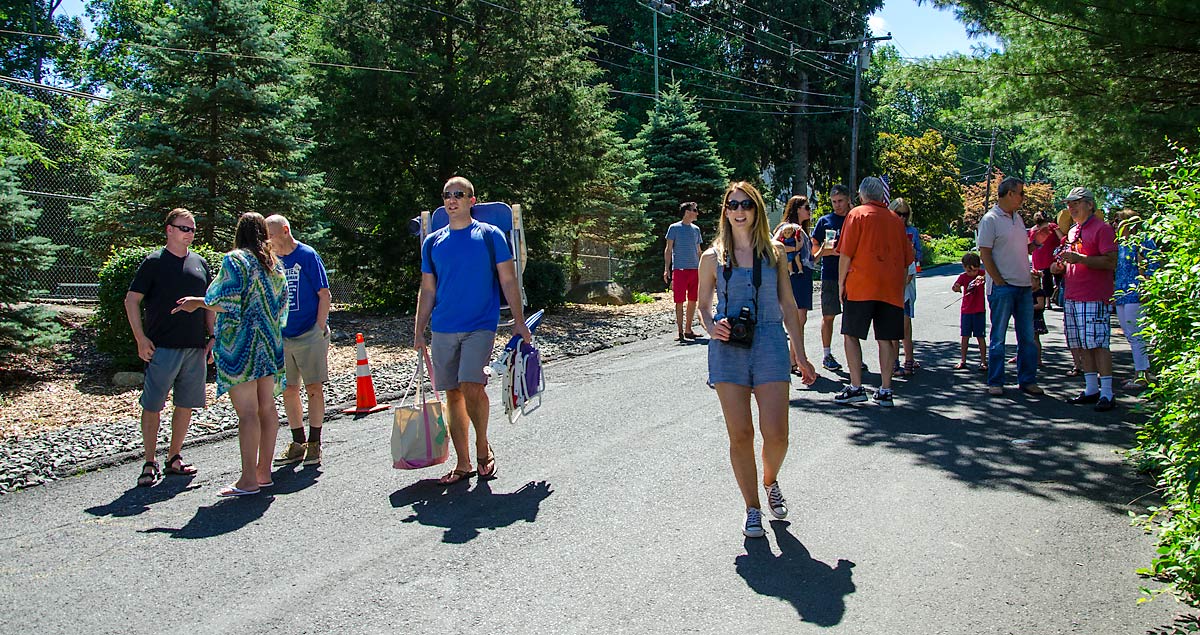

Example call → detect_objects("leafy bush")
924 236 975 267
94 244 223 371
522 260 566 312
1130 140 1200 605
631 291 655 304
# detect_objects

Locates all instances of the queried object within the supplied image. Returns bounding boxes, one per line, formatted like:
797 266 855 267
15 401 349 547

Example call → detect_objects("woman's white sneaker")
743 507 765 538
764 481 788 519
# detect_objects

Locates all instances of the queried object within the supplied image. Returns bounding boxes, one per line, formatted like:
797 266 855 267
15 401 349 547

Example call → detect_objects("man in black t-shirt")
124 208 214 487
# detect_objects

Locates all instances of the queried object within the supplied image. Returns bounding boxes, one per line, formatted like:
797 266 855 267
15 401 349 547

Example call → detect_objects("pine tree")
305 0 631 309
79 0 319 248
0 157 66 362
557 118 652 287
630 84 729 289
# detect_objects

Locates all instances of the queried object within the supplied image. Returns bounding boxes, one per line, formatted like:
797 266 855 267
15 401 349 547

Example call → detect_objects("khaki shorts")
431 330 496 391
284 323 330 388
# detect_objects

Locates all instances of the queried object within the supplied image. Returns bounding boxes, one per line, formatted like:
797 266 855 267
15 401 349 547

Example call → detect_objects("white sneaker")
743 507 765 538
764 481 788 519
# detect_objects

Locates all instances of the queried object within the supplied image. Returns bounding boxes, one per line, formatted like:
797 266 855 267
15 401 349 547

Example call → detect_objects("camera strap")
722 250 762 316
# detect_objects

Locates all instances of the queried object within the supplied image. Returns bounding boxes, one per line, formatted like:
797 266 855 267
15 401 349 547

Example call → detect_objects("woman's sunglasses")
725 199 755 211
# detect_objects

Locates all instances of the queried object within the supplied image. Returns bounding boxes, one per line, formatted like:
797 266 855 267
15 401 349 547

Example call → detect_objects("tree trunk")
569 234 582 288
791 71 809 197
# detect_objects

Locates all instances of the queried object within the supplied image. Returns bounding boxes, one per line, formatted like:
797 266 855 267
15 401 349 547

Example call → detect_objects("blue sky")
58 0 993 58
871 0 998 57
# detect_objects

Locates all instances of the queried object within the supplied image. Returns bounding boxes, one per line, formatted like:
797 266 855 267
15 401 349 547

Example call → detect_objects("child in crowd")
953 252 987 371
1031 267 1048 365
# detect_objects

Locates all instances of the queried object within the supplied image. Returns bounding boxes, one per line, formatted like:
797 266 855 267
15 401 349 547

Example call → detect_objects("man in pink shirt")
1050 187 1118 411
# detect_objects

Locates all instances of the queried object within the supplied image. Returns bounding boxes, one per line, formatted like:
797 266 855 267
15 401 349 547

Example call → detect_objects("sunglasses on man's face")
443 190 467 200
725 199 755 211
169 224 196 233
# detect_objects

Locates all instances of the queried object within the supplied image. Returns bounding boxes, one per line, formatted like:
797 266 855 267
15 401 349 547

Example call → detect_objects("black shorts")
841 300 904 341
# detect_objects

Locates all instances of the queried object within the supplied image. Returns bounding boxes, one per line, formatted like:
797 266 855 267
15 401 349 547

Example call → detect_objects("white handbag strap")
399 355 424 409
420 347 441 405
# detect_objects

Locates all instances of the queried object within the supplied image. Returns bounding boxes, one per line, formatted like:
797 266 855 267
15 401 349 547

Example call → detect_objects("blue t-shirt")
280 242 330 338
421 220 513 333
811 213 846 280
665 222 703 270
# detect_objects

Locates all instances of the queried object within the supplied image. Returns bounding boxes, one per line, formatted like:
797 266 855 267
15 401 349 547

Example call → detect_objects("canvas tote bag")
391 349 449 469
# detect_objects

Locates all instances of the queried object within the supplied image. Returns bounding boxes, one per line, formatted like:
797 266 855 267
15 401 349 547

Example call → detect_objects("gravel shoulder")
0 295 679 493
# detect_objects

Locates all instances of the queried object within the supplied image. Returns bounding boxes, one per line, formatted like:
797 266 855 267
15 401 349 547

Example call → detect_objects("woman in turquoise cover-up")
174 213 289 497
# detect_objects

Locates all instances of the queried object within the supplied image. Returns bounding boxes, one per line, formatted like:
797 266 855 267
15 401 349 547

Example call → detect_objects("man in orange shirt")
833 177 914 407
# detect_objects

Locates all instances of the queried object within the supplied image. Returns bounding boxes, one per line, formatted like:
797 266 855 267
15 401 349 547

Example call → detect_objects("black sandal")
137 461 160 487
478 447 497 480
163 454 198 476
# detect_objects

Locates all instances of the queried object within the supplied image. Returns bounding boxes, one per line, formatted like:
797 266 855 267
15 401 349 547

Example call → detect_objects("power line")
667 3 853 81
0 28 418 75
607 87 854 116
588 54 850 109
721 0 833 39
588 31 851 99
0 74 111 101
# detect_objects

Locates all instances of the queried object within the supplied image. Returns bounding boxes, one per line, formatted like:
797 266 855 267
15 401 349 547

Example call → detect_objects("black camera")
726 306 757 348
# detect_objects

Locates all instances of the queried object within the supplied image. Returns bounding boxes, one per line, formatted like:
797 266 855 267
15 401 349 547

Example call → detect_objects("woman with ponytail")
175 212 289 497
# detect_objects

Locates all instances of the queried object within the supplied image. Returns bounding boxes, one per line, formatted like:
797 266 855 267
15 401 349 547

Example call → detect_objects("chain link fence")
550 238 634 288
15 102 359 304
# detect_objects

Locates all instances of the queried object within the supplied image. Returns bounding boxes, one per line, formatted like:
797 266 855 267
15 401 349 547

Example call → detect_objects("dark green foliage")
522 260 566 313
79 0 321 250
0 157 67 361
932 0 1200 184
1129 141 1200 604
628 85 728 289
93 243 222 370
305 0 624 310
875 130 965 234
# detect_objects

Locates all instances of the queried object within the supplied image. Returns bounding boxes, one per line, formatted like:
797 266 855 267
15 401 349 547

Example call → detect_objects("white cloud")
868 15 888 35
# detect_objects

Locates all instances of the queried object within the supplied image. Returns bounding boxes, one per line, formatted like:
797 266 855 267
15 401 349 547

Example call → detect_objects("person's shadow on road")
390 478 553 544
142 494 274 539
85 475 200 518
735 521 856 627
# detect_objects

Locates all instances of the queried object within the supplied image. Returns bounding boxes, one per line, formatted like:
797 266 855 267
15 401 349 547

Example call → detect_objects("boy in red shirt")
953 252 987 371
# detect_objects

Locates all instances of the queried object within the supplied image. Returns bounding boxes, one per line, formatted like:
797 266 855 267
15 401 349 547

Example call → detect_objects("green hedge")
1131 142 1200 605
522 260 566 312
93 244 223 371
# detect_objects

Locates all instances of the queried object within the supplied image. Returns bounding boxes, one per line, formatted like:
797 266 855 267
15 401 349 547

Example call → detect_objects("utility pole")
832 29 891 190
646 0 675 100
982 127 997 214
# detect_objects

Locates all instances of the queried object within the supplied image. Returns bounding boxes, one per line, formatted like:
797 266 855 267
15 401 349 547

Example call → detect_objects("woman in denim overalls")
698 182 808 539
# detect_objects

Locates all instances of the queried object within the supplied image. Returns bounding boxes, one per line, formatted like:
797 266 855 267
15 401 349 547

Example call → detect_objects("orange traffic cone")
343 332 390 415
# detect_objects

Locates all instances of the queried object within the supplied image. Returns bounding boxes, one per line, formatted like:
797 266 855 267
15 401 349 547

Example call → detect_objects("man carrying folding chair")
414 176 532 486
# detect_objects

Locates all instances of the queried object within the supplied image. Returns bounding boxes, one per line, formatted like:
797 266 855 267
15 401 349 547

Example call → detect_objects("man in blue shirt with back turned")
415 176 531 486
267 214 332 468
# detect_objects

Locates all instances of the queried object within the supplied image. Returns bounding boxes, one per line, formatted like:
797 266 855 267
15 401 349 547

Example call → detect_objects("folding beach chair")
415 201 529 322
491 310 546 424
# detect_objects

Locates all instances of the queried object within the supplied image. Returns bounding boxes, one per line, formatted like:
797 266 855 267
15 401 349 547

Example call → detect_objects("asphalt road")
0 266 1183 634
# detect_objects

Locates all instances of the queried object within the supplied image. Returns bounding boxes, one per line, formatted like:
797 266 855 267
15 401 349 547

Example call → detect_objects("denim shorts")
707 321 790 388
